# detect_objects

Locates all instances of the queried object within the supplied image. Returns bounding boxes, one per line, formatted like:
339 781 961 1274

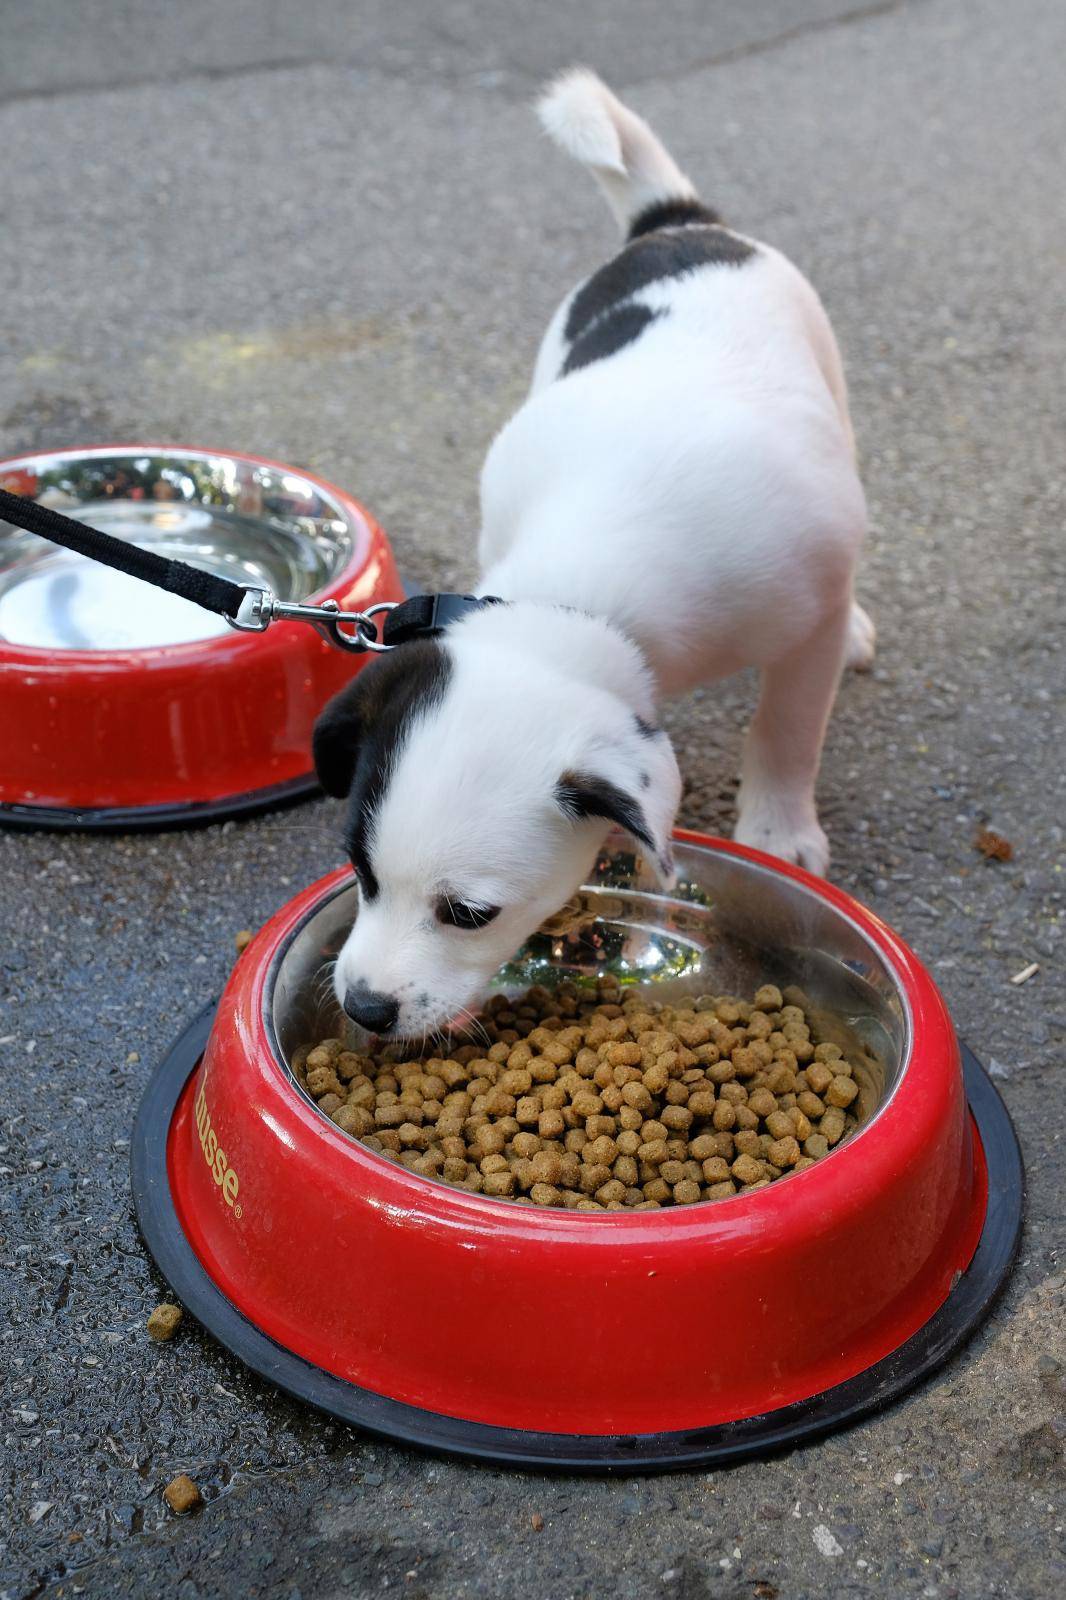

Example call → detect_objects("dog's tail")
536 68 701 235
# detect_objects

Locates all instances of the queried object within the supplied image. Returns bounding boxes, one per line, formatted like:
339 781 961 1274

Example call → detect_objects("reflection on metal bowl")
0 446 402 826
274 835 903 1139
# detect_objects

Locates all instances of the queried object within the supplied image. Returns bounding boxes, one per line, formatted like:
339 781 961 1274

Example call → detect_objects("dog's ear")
312 677 367 798
555 719 682 885
313 640 453 800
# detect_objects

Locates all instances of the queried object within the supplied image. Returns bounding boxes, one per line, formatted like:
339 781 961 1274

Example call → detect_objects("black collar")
381 592 502 647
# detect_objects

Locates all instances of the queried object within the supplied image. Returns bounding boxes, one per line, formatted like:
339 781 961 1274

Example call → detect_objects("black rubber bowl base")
131 1006 1023 1473
0 773 321 833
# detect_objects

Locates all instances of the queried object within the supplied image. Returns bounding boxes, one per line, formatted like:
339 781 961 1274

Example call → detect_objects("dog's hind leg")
734 601 852 877
845 599 876 671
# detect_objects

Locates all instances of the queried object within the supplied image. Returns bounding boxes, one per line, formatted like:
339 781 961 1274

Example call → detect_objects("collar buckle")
225 591 398 653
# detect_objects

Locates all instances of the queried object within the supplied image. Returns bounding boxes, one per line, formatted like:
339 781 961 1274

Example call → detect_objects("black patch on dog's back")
562 302 663 375
312 641 451 901
558 220 756 380
628 197 723 239
565 226 757 345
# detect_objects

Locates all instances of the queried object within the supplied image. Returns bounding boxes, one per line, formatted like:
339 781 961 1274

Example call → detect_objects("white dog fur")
314 68 873 1038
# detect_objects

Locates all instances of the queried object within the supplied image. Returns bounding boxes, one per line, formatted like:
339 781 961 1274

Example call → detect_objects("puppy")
314 68 873 1038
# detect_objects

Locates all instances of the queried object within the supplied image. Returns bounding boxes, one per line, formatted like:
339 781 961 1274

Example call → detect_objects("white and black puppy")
314 68 873 1038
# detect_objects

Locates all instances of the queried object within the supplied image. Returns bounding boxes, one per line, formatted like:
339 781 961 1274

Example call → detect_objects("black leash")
0 485 497 653
0 484 244 619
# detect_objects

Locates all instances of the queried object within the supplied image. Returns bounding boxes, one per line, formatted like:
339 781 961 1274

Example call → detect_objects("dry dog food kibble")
146 1302 183 1341
163 1475 201 1514
293 979 864 1210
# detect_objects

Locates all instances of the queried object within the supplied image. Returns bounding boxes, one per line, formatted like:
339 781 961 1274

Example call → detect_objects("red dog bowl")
133 832 1021 1469
0 446 402 829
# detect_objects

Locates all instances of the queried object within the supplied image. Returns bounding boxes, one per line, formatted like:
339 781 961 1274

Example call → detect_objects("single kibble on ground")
234 928 254 954
163 1474 201 1514
146 1302 183 1341
292 977 865 1210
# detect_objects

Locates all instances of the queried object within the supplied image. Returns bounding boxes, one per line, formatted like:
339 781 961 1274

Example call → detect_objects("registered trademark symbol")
234 1205 243 1219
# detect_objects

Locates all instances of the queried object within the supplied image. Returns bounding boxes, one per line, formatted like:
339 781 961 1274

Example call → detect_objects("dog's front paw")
845 602 876 672
734 804 830 877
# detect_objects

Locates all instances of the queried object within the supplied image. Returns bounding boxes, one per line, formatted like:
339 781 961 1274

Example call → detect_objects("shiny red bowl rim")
0 442 376 667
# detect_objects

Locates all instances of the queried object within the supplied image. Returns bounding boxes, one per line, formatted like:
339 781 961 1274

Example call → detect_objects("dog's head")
312 623 680 1039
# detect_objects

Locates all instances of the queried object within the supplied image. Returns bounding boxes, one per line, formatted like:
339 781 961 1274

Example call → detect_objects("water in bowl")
0 500 347 650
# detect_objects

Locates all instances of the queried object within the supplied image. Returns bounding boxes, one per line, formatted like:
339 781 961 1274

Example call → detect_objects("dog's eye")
436 899 501 931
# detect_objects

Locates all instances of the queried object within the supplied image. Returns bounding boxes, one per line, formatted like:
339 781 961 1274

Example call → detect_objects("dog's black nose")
343 983 399 1035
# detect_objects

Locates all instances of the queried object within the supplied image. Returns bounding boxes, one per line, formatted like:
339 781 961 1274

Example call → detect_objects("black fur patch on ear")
313 679 367 799
555 770 654 852
312 642 451 899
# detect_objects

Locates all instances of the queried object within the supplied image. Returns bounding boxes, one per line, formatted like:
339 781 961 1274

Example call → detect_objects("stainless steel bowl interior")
270 839 909 1129
0 448 358 650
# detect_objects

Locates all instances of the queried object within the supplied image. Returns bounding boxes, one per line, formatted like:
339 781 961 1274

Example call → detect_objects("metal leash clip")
226 589 398 653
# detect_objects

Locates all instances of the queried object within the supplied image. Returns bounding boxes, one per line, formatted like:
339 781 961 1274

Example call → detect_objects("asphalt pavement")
1 1 1063 1596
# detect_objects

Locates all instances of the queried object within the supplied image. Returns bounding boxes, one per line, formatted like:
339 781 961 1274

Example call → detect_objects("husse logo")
194 1080 241 1215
